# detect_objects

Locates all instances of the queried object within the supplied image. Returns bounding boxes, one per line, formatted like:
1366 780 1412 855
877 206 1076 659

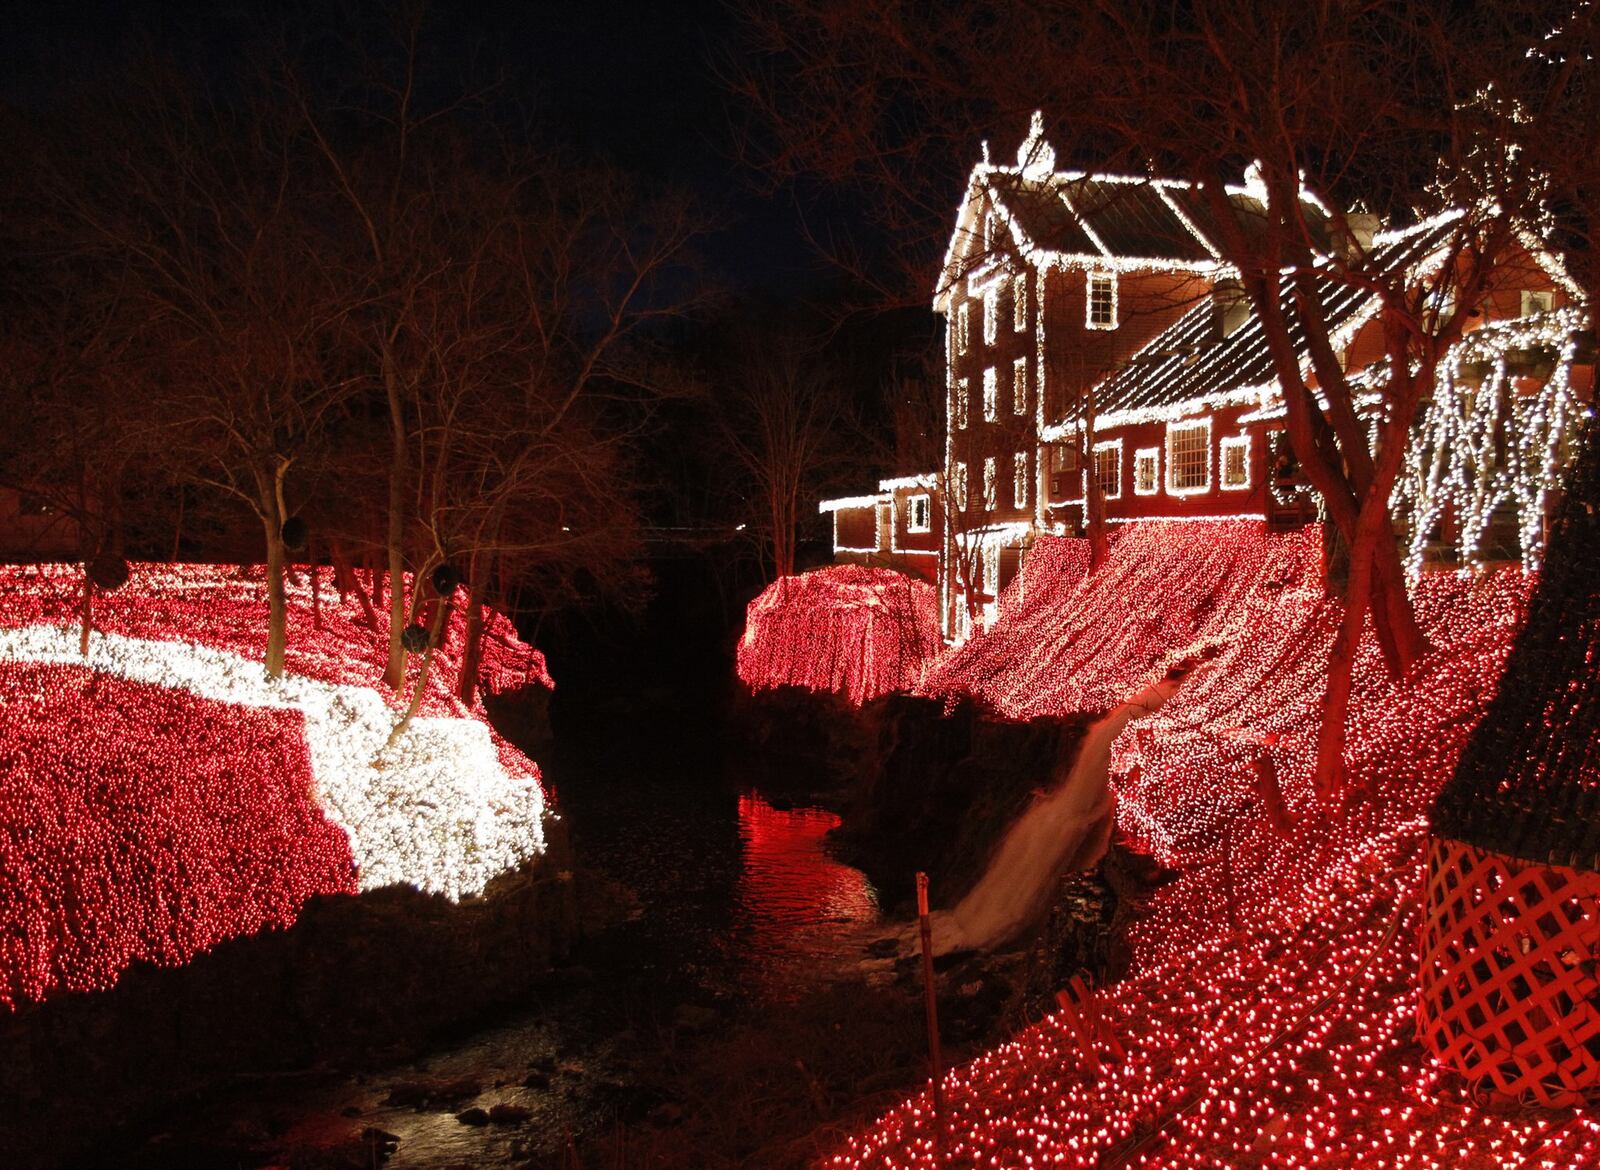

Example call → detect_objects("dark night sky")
0 0 828 295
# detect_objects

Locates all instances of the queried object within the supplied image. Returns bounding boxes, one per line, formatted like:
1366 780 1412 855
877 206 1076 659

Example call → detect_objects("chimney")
1213 278 1250 339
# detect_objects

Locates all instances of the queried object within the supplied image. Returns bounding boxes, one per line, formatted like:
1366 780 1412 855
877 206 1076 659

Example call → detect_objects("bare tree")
708 324 860 581
34 59 355 678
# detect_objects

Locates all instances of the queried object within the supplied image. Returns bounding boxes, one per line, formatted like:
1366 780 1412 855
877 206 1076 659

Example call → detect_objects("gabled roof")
934 116 1333 311
1084 217 1460 425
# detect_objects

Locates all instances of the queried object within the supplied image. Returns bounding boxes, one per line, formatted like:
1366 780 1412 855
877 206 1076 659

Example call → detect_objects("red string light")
737 565 941 706
741 521 1593 1166
0 563 553 1009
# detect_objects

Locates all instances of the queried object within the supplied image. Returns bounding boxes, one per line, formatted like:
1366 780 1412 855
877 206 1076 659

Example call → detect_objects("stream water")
96 688 886 1170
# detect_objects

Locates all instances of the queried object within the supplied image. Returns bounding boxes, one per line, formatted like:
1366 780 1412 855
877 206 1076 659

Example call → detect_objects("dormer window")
1521 289 1555 317
1087 271 1118 330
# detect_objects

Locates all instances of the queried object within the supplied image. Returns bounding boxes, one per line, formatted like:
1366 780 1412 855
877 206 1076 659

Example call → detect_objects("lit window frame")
1220 434 1252 491
1520 288 1555 318
983 456 998 512
907 493 932 533
951 462 968 511
1092 438 1124 501
1086 270 1118 330
1012 450 1029 508
957 301 971 354
1012 358 1028 416
983 367 999 422
1133 447 1161 496
1012 273 1028 332
1166 417 1213 496
983 286 999 346
953 377 969 429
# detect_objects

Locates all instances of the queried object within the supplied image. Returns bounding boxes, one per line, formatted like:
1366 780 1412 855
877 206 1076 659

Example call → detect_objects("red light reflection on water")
733 793 878 984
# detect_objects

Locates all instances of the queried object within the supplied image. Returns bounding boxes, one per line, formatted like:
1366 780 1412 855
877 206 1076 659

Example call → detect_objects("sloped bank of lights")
0 659 356 1007
829 519 1560 1169
736 565 941 707
0 562 553 1007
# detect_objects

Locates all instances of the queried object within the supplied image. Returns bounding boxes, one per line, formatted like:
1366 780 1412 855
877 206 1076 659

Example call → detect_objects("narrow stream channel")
97 671 886 1169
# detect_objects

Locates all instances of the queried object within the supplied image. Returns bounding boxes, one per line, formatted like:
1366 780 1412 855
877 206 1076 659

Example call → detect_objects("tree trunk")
262 512 288 679
1313 498 1385 798
79 572 93 657
1085 472 1110 570
310 541 322 630
457 556 490 706
1368 529 1429 671
384 590 451 751
383 348 409 691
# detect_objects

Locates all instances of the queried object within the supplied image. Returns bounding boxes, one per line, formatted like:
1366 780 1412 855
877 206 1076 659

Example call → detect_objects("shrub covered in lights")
737 564 941 706
0 563 553 1007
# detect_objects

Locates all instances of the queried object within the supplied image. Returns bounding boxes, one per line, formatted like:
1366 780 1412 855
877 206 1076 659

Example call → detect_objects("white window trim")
1133 446 1161 496
1086 271 1118 331
983 456 997 512
982 286 998 346
1092 438 1124 500
1219 434 1252 491
1012 273 1028 332
1012 357 1028 416
1012 451 1029 508
983 367 998 422
1166 417 1213 496
1521 289 1554 318
907 493 932 533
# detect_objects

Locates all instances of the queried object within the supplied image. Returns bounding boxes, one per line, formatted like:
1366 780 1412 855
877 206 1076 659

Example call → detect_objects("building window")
1087 271 1118 330
953 377 969 429
1167 418 1212 495
1012 273 1028 331
983 286 998 346
1220 434 1251 490
957 302 970 354
1012 358 1028 416
1521 289 1555 317
982 367 999 422
1134 447 1160 496
983 457 997 511
907 493 931 533
1093 440 1122 500
951 462 968 511
1013 451 1029 508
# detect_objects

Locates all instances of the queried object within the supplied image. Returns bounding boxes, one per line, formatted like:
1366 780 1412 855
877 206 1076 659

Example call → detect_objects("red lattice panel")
1419 834 1600 1107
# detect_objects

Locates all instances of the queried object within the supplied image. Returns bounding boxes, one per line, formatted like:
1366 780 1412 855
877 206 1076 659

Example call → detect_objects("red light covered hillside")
0 563 552 1008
